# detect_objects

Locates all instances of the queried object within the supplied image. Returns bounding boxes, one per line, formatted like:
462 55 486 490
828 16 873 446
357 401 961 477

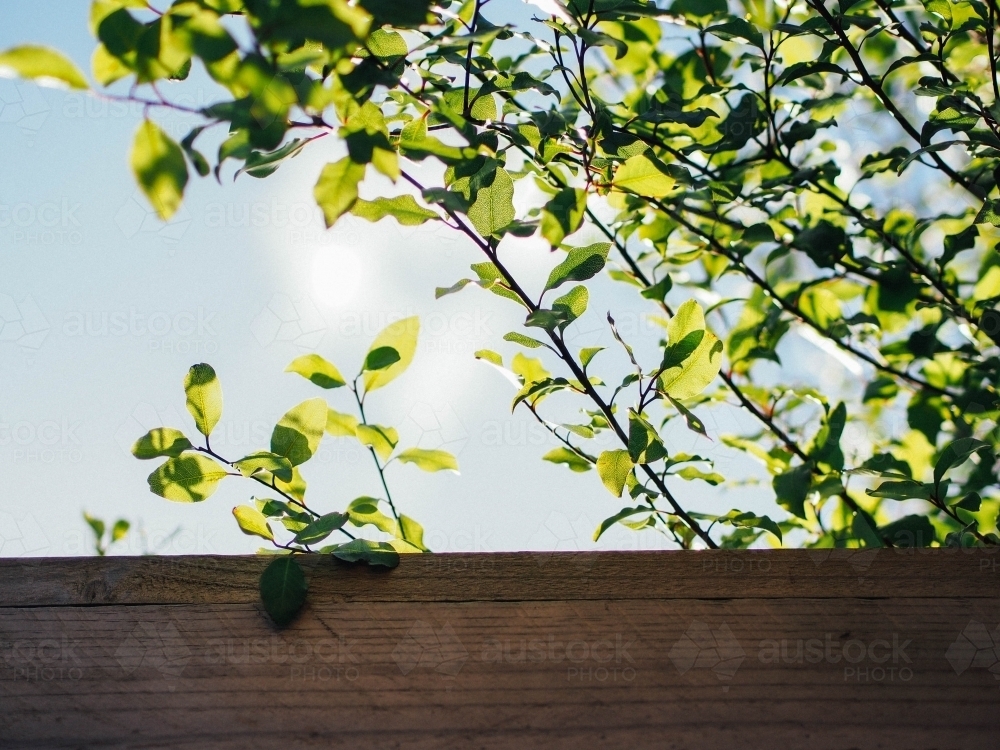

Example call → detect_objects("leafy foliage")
11 0 1000 559
128 320 455 624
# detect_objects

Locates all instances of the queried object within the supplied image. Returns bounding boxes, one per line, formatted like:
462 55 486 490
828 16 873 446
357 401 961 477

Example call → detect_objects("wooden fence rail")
1 550 998 748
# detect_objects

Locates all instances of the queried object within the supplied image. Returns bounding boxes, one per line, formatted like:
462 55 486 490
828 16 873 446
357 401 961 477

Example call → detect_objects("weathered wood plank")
1 549 998 606
1 552 998 748
1 596 998 748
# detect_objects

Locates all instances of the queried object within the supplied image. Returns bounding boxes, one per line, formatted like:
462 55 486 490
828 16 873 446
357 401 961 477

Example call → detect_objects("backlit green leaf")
184 363 222 437
131 120 188 220
148 454 229 502
233 505 274 541
396 448 459 472
270 398 328 466
286 354 347 389
362 316 419 392
132 428 192 459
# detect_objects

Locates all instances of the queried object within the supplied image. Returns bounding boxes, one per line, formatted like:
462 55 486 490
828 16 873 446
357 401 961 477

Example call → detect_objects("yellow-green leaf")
351 195 439 225
148 454 229 502
362 316 419 392
270 398 327 466
233 505 274 541
396 448 459 473
314 157 366 227
596 450 634 497
346 496 398 535
467 167 515 236
0 45 88 89
658 300 723 400
326 409 359 437
184 363 222 437
286 354 346 389
132 427 192 459
356 424 399 461
131 120 188 220
612 153 676 198
234 451 294 483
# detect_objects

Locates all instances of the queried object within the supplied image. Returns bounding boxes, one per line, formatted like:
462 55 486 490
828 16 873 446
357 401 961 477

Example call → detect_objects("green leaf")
314 157 366 227
597 450 634 497
270 398 328 466
84 512 105 541
259 557 308 626
640 274 673 302
580 346 604 370
544 242 611 291
356 424 399 460
362 316 419 392
286 354 346 389
772 462 814 518
718 510 782 542
396 448 459 472
0 45 88 89
628 410 668 464
879 514 937 547
540 187 586 246
657 300 723 400
147 454 229 503
232 505 274 541
184 363 222 437
131 117 190 222
351 195 439 225
326 409 360 437
503 331 545 349
552 285 589 327
675 466 725 485
398 515 428 551
330 539 400 567
363 346 401 372
111 519 129 542
467 167 515 236
665 393 709 437
934 437 991 488
706 19 764 48
954 492 982 512
543 447 592 472
594 506 650 541
295 512 350 545
866 480 934 500
346 496 398 535
132 428 192 459
474 349 503 366
612 153 676 198
234 451 294 483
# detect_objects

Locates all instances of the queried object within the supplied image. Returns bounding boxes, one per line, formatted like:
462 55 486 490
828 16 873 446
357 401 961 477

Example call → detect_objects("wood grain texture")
1 549 998 606
1 551 999 749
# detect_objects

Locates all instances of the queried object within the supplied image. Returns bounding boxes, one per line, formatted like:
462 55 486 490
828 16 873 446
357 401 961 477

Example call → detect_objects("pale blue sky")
0 0 843 556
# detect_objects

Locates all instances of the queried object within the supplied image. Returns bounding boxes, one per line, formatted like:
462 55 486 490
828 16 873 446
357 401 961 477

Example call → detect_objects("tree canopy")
3 0 1000 550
